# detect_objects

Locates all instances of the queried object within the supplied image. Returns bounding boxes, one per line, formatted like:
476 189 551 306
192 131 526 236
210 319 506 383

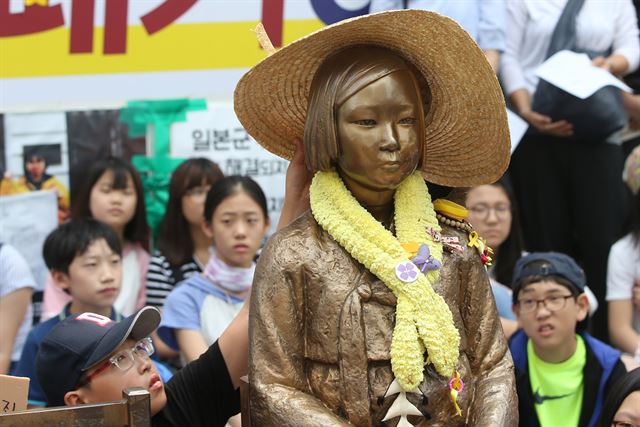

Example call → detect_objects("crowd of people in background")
1 1 640 426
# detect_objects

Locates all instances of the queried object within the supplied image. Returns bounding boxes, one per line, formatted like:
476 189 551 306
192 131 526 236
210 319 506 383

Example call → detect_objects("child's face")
90 170 137 234
65 339 167 416
26 156 46 180
466 184 512 250
181 183 211 228
203 191 270 268
54 238 122 310
514 280 588 356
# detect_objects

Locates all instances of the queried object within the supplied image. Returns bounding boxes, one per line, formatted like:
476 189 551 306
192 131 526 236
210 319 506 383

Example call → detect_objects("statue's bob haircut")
303 45 431 173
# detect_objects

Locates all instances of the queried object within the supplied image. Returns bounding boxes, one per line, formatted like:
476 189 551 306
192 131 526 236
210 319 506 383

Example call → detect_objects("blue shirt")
158 274 244 352
369 0 507 51
491 279 516 320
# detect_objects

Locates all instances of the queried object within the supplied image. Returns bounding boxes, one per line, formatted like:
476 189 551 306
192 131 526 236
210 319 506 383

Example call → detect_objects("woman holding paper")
500 0 639 341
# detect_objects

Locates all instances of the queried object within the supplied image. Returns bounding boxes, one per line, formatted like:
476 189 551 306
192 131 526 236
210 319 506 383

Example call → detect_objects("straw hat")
234 10 510 187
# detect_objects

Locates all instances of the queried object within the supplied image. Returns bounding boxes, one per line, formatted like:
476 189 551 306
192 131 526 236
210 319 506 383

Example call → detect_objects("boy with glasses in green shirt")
510 252 626 427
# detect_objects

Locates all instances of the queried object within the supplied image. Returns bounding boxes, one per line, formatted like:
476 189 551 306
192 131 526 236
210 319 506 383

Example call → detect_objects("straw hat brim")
234 10 510 187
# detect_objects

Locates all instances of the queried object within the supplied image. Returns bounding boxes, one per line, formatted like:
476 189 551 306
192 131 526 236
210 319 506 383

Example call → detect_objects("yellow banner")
0 19 324 78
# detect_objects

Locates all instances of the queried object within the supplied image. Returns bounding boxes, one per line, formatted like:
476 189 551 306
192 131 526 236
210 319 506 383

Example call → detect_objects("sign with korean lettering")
0 375 29 413
0 0 371 111
171 103 287 233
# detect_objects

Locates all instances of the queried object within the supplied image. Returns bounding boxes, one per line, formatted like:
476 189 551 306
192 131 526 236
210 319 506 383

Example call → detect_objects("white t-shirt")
0 244 34 362
606 233 640 334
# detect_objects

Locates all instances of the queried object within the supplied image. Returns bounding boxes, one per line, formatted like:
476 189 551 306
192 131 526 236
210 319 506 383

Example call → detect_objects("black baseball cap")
512 252 586 299
36 306 160 407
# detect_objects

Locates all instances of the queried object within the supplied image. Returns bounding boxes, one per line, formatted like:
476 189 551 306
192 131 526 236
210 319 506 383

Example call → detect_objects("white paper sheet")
535 50 632 99
0 191 58 291
507 109 529 154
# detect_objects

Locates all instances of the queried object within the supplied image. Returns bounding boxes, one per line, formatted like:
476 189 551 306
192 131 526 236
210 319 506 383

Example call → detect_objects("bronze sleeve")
462 254 518 426
249 233 351 427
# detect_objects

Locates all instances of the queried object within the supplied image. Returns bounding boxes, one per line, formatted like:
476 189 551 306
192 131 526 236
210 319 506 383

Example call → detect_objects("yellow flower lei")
310 170 460 390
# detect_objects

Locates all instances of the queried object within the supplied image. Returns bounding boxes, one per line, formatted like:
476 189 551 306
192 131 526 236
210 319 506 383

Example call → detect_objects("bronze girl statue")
235 10 517 427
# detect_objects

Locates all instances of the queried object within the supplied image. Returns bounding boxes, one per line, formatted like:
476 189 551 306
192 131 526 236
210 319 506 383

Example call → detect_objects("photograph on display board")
66 110 146 201
1 113 70 223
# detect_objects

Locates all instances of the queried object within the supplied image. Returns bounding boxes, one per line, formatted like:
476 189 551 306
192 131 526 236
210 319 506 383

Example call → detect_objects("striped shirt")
145 250 202 309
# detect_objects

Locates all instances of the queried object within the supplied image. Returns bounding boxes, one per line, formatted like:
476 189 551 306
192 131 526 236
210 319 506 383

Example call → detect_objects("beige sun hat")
234 10 510 187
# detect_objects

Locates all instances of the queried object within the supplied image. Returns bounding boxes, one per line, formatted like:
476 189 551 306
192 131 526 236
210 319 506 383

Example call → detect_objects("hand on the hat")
521 110 574 137
277 138 312 230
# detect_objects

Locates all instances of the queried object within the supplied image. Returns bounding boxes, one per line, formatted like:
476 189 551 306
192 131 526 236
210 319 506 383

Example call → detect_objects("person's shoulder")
124 241 150 260
43 175 64 185
508 329 529 367
150 250 169 264
272 211 317 239
581 333 622 368
180 260 201 278
261 211 322 257
0 244 34 293
610 233 638 255
164 275 206 304
147 251 172 275
0 243 25 263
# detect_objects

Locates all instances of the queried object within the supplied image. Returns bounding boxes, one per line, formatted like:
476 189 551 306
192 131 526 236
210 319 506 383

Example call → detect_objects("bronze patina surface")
249 45 517 426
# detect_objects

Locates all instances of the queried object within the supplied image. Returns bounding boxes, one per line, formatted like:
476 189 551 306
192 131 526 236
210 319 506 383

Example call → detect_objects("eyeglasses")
77 337 154 388
517 295 575 313
468 203 511 221
185 185 211 198
612 421 640 427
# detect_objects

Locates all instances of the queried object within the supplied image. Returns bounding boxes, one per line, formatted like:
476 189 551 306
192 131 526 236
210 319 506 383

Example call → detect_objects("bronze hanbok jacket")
249 211 517 426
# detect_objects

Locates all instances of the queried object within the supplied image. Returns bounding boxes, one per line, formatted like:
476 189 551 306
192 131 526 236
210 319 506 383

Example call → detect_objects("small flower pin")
395 262 419 283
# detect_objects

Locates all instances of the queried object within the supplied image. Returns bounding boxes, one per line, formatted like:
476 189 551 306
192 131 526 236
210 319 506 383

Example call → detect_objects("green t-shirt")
528 335 586 427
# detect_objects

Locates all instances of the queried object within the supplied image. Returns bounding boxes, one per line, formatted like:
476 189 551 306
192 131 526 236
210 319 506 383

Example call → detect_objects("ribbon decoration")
467 231 494 266
449 371 465 417
426 228 465 253
254 23 277 56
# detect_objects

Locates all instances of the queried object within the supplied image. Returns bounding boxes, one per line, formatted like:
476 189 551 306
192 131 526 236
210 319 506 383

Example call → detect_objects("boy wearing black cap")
510 252 626 427
35 304 244 426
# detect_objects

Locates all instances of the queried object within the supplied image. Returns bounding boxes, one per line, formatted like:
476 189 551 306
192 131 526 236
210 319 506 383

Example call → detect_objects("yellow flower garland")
310 170 460 390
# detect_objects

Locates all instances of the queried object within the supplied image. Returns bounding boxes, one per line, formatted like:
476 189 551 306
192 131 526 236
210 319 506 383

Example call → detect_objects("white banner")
172 104 287 233
1 0 373 112
0 191 58 291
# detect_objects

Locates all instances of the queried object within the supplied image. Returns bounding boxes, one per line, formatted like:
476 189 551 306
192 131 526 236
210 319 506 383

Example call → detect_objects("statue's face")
336 70 422 193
